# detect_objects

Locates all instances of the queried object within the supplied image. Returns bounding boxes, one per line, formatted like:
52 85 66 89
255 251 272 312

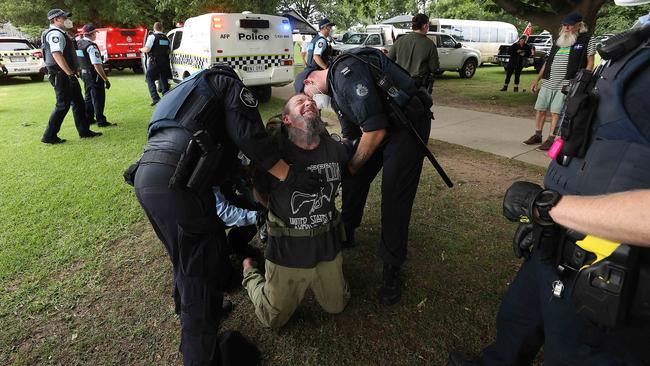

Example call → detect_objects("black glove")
1 66 7 76
284 166 322 193
104 79 111 89
502 181 543 223
68 73 79 84
512 223 537 260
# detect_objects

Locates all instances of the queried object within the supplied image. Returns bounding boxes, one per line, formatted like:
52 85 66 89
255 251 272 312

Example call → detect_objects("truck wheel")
459 59 477 79
30 73 45 82
133 65 144 74
252 85 272 103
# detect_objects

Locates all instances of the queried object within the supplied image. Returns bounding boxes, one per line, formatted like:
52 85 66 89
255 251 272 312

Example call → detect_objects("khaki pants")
242 253 350 329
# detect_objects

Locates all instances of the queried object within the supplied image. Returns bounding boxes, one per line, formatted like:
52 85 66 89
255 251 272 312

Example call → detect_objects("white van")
167 13 295 102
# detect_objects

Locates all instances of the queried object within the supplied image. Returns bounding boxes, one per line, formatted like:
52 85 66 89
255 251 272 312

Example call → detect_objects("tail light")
283 59 293 66
108 44 113 48
33 51 43 58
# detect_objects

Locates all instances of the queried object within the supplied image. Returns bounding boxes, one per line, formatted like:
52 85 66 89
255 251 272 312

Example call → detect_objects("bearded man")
242 94 351 329
524 12 596 151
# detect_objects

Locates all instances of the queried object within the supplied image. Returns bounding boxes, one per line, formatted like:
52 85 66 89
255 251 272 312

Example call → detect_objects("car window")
0 40 33 51
366 34 380 46
344 34 368 45
172 31 183 50
439 35 455 48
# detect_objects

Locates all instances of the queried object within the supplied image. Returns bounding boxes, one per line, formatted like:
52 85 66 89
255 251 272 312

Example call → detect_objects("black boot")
499 85 507 92
513 85 519 92
378 263 401 305
341 225 356 249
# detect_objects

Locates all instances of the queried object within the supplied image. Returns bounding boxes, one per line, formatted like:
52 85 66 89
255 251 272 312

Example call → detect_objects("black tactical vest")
543 33 591 81
75 38 99 73
149 33 171 63
306 34 332 69
41 28 77 71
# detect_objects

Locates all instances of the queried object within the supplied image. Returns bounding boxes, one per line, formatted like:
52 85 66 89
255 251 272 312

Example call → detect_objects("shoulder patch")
317 41 324 48
95 50 101 58
240 87 258 108
355 83 368 97
52 36 60 43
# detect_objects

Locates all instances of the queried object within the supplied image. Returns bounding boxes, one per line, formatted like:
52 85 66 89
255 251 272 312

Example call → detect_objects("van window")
366 34 381 46
439 35 455 48
172 31 183 50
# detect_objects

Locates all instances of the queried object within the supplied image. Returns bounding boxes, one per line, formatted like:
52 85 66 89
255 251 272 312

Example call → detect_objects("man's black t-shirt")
255 132 348 268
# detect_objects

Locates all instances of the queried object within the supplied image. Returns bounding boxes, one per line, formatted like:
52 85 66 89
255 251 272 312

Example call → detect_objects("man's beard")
288 114 326 146
556 29 578 48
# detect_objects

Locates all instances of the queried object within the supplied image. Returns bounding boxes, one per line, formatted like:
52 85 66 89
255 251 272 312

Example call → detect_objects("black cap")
562 11 583 25
294 67 316 93
82 24 96 34
47 9 71 20
319 18 335 29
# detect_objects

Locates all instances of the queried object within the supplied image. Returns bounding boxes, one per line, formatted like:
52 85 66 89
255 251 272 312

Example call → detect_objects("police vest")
75 38 99 73
544 27 650 328
41 28 77 71
306 35 332 69
543 33 591 81
149 33 170 63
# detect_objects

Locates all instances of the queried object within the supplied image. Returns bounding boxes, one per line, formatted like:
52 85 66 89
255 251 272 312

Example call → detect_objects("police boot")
499 85 507 92
378 263 401 305
341 225 356 249
447 352 480 366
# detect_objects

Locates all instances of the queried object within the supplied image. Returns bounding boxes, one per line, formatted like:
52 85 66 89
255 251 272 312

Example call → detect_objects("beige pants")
242 253 350 329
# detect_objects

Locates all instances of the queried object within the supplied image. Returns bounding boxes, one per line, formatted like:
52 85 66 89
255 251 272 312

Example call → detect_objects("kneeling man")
242 94 350 329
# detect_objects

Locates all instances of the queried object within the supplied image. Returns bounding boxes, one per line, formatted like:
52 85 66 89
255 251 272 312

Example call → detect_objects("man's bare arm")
52 52 74 75
313 54 328 70
348 129 386 175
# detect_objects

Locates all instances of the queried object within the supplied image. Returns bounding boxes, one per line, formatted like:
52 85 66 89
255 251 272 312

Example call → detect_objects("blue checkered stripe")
216 54 290 71
170 53 210 69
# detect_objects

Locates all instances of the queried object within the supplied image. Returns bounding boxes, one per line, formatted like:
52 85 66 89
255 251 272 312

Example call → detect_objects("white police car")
0 37 46 81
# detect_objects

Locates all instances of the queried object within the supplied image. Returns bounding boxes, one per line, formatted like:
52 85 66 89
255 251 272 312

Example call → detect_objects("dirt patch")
2 141 546 365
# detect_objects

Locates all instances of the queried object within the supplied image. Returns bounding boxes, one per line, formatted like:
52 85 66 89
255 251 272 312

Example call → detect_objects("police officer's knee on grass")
41 8 102 144
126 64 321 365
241 94 350 329
77 24 115 128
296 47 452 306
449 10 650 364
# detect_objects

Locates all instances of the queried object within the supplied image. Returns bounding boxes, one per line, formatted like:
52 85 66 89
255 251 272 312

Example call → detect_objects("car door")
439 34 464 69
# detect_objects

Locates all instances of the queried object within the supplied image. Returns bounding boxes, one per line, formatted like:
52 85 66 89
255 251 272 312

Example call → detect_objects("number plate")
10 56 26 62
126 53 137 58
246 65 265 72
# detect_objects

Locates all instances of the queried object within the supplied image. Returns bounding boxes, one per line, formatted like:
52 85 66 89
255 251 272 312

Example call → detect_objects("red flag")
523 22 532 37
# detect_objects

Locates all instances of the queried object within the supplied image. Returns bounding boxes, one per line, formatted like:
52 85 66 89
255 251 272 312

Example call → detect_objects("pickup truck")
496 33 552 72
332 32 390 54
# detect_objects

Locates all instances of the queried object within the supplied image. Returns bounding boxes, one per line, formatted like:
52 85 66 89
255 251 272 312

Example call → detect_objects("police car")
0 36 46 81
166 12 294 102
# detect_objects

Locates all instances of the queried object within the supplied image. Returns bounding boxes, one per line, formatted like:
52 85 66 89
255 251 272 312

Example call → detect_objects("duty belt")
140 150 181 168
266 209 345 239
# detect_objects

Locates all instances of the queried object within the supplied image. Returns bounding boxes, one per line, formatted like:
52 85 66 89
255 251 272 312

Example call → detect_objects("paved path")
272 84 551 168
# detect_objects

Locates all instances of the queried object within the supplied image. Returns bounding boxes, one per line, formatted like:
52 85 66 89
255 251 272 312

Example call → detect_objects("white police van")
166 13 294 102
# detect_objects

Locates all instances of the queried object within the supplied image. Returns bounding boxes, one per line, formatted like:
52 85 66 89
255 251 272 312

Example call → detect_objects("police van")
166 13 294 102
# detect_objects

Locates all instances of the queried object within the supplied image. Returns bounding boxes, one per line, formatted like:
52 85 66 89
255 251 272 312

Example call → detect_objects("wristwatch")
533 189 562 225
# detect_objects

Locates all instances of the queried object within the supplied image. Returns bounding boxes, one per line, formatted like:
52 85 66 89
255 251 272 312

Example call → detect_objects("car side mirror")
455 42 462 49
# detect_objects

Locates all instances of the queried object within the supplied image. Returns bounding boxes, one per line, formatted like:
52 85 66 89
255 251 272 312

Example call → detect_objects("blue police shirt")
46 25 66 53
213 186 257 227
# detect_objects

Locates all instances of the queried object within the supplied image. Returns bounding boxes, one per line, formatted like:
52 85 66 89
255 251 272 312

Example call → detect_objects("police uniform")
145 31 171 103
472 27 650 366
77 34 110 126
304 48 433 301
132 65 282 365
41 21 97 142
306 31 333 70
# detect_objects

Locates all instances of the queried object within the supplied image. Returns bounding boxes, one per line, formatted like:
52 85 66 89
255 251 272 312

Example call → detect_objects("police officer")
388 13 439 91
77 24 115 127
306 18 335 70
41 9 101 144
130 64 321 365
449 5 650 364
140 22 171 106
295 47 434 305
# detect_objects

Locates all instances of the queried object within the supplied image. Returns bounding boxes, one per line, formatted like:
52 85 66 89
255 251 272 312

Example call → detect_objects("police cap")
82 24 97 34
294 67 316 93
319 18 335 29
47 9 71 20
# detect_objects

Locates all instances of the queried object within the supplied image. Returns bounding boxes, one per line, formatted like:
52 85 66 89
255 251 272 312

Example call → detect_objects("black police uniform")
132 66 280 365
478 28 650 366
76 37 108 125
146 32 172 103
41 26 93 141
327 48 432 269
306 32 333 70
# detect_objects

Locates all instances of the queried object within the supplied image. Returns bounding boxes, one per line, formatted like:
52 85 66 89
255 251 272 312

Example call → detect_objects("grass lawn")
1 70 545 365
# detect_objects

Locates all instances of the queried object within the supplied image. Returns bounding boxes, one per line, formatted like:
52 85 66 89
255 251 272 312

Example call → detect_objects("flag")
523 22 533 37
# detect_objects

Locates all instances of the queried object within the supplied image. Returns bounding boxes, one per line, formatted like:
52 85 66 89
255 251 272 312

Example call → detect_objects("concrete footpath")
272 84 550 168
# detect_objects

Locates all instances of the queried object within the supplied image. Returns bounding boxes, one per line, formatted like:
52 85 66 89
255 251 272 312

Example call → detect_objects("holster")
123 160 140 186
169 130 223 193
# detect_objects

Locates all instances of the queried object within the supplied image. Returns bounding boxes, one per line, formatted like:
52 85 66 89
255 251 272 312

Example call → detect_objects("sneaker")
79 130 103 138
499 85 507 92
537 137 555 151
522 134 542 145
97 121 117 127
378 263 401 305
41 136 67 144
